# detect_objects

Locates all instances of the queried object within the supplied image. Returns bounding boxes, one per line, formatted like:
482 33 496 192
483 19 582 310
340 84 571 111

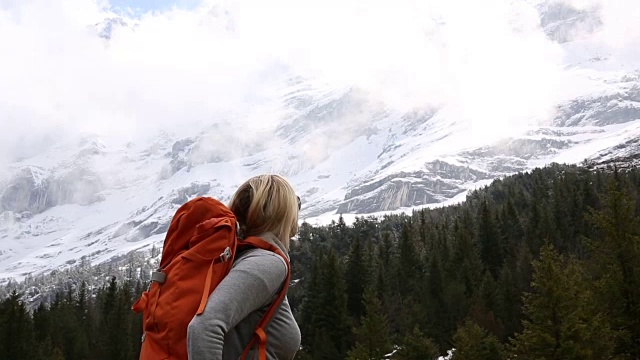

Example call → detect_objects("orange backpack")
132 196 291 360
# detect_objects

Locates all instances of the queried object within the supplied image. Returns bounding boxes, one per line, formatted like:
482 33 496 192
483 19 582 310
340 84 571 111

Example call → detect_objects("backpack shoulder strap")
238 237 291 360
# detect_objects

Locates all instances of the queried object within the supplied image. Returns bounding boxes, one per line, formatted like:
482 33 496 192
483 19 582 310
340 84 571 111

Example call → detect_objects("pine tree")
376 231 394 298
310 329 340 360
499 197 524 262
299 252 324 352
346 287 392 360
346 234 367 320
0 290 35 360
449 214 483 298
419 210 428 245
469 271 505 340
330 214 350 254
552 176 574 252
33 301 51 345
425 255 450 347
395 326 440 360
476 200 502 279
495 259 523 339
477 271 498 312
528 173 555 254
510 243 616 359
308 249 351 358
586 173 640 358
451 320 504 360
397 221 420 297
99 276 131 360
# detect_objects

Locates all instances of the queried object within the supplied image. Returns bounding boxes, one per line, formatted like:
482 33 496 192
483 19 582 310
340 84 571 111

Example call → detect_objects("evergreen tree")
397 221 420 298
428 256 449 337
346 287 392 360
510 243 616 359
451 320 504 360
469 271 505 340
33 301 51 345
476 200 502 279
419 210 428 245
0 290 35 360
477 271 498 312
586 173 640 358
376 231 394 298
499 197 524 262
495 259 523 339
552 176 575 252
299 252 324 352
449 213 483 298
310 249 351 358
395 326 440 360
99 276 131 360
346 234 367 321
310 329 340 360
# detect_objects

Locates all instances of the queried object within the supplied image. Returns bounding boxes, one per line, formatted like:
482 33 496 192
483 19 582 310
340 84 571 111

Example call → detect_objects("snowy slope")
1 0 640 283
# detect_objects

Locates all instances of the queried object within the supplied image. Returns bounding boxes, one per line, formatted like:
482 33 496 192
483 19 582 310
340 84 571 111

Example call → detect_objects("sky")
0 0 639 167
108 0 199 14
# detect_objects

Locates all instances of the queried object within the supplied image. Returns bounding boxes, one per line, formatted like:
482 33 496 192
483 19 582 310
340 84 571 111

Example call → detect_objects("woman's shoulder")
233 247 287 277
230 248 288 298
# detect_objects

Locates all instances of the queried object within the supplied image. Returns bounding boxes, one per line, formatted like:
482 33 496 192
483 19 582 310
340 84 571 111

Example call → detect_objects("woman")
187 174 302 360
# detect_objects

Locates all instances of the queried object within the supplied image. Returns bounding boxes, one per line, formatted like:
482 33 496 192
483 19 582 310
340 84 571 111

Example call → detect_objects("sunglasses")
296 195 301 210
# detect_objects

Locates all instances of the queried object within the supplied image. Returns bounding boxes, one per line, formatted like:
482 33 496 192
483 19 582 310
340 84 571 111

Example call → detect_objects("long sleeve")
186 249 287 360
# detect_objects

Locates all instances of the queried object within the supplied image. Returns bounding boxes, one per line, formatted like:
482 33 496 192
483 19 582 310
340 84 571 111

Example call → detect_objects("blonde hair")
228 174 299 250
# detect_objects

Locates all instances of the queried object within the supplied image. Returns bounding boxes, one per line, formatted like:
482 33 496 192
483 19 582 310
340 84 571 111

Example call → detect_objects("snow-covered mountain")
1 0 639 283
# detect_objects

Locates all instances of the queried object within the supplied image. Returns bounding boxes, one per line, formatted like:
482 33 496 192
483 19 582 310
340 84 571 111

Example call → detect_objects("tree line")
0 163 639 359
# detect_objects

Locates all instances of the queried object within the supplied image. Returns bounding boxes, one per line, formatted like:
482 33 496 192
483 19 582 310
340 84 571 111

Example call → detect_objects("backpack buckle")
151 271 166 284
220 247 231 262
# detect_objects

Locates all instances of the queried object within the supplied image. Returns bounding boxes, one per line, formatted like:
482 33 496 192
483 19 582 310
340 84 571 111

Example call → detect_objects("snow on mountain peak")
0 0 640 282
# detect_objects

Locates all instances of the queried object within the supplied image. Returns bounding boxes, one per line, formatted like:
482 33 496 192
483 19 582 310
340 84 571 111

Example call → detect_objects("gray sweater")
187 233 301 360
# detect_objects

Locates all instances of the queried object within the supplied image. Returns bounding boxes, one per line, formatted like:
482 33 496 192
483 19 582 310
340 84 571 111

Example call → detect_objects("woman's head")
228 174 300 249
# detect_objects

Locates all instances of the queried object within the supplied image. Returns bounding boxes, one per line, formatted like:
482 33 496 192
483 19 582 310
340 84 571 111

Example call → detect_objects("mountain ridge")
1 0 640 283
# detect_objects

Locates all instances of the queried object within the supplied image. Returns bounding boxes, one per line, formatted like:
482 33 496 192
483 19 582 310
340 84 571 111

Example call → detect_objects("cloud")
552 0 640 48
0 0 638 167
591 0 640 53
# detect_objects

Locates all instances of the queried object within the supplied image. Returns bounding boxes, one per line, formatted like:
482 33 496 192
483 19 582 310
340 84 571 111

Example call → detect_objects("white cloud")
554 0 640 46
593 1 640 51
0 0 638 166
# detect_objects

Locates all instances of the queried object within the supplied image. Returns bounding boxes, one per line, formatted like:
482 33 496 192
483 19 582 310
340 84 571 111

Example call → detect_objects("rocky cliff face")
0 167 103 215
554 77 640 127
337 162 492 214
537 1 601 43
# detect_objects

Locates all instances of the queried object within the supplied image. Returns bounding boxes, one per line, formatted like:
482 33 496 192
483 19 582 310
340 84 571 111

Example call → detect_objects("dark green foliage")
346 234 367 320
0 290 35 360
585 171 640 358
495 259 523 338
0 278 143 360
510 243 616 359
2 163 640 360
424 255 452 347
476 200 503 279
452 320 505 360
396 220 421 298
298 249 352 359
395 326 440 360
346 287 392 360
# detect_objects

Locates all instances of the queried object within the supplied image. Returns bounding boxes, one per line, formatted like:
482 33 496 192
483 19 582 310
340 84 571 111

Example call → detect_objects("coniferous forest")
1 163 639 359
